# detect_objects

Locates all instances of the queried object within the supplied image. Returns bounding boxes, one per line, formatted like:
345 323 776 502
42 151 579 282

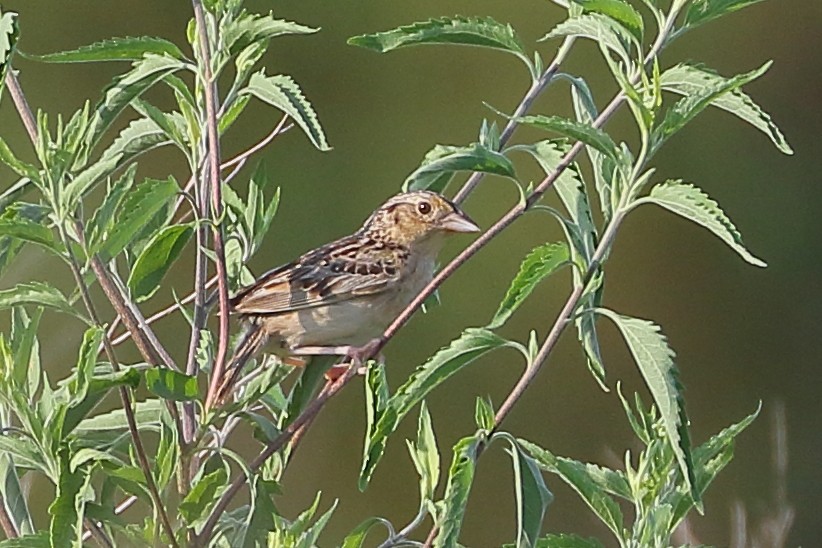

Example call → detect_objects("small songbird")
215 190 480 402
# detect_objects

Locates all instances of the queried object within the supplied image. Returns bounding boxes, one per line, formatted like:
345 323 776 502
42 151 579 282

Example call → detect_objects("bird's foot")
321 338 384 381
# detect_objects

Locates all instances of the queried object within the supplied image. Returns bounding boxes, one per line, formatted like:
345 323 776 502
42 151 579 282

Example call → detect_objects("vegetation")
0 0 790 546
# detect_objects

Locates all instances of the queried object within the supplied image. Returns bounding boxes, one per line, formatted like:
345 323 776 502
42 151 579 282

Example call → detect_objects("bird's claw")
323 338 384 381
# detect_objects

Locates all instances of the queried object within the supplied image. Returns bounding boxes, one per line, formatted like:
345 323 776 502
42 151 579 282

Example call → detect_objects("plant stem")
452 36 575 205
190 0 232 413
6 64 180 548
419 5 687 545
60 225 180 548
197 365 359 543
4 71 36 145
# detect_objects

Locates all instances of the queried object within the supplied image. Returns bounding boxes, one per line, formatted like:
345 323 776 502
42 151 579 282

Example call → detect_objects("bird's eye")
417 201 432 215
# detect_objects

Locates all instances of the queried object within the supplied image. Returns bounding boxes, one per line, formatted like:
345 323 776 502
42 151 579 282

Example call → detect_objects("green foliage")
0 9 19 106
349 16 536 79
128 224 193 301
638 180 766 266
0 0 789 546
359 328 523 489
404 143 516 192
434 435 480 547
26 36 185 63
488 241 570 329
242 71 330 151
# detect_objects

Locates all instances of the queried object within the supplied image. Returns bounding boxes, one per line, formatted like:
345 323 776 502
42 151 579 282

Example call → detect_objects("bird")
214 190 480 404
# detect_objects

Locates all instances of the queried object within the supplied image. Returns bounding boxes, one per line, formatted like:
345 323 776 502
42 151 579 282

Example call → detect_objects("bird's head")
362 190 480 249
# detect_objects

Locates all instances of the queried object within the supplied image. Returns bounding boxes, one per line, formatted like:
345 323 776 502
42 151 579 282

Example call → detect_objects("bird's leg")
291 338 384 380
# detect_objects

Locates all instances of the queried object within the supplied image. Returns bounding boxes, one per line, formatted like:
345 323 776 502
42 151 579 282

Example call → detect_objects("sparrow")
215 190 480 403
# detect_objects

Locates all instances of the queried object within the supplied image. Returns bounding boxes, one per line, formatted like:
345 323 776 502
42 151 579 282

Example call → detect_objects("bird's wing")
231 235 404 315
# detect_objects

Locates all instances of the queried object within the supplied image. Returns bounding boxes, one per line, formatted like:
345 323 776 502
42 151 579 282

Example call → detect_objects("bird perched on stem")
214 190 480 404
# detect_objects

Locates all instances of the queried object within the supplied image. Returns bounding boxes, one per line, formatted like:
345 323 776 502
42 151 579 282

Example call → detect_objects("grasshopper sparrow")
216 190 479 401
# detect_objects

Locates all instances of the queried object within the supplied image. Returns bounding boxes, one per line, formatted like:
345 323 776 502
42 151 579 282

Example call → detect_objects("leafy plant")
0 0 789 547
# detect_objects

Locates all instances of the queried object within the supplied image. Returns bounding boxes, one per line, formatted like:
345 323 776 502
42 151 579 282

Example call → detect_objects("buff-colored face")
362 191 480 246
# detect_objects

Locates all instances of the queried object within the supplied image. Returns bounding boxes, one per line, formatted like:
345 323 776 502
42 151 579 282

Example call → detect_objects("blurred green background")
0 0 819 545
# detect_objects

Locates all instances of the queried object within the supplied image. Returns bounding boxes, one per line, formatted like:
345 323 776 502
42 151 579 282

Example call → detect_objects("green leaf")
89 54 187 148
0 218 64 257
659 63 791 155
27 36 184 63
361 362 390 486
496 434 552 548
299 499 338 547
670 404 760 526
74 399 164 431
128 224 192 301
0 205 49 277
513 139 597 256
10 307 42 400
407 402 440 501
68 448 127 472
474 396 495 431
179 467 228 523
640 180 766 267
62 367 141 435
61 152 123 211
488 241 570 329
651 62 771 154
242 71 329 151
434 435 480 547
0 10 19 106
66 327 104 411
223 12 318 55
218 95 250 135
0 453 34 536
98 116 174 167
0 282 85 322
518 116 621 164
144 367 198 402
234 477 278 548
0 138 39 181
341 517 392 548
596 309 698 507
0 437 48 477
683 0 767 30
541 13 635 66
349 16 533 76
48 452 91 548
130 99 189 152
98 176 178 262
87 163 137 252
359 328 518 489
519 439 626 538
403 143 515 192
572 0 644 41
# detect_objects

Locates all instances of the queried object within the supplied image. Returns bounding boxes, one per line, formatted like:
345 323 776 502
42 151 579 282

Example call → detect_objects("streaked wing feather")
232 235 401 315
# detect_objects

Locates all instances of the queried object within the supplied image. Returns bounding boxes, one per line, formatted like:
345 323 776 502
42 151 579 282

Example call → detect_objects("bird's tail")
214 321 268 404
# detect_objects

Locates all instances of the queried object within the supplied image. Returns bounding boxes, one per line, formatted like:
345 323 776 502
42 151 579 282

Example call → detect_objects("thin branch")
452 36 576 205
111 275 219 346
191 0 231 412
4 71 37 145
172 115 292 216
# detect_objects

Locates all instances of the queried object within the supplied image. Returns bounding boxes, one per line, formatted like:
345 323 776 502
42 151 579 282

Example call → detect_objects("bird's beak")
438 210 480 233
